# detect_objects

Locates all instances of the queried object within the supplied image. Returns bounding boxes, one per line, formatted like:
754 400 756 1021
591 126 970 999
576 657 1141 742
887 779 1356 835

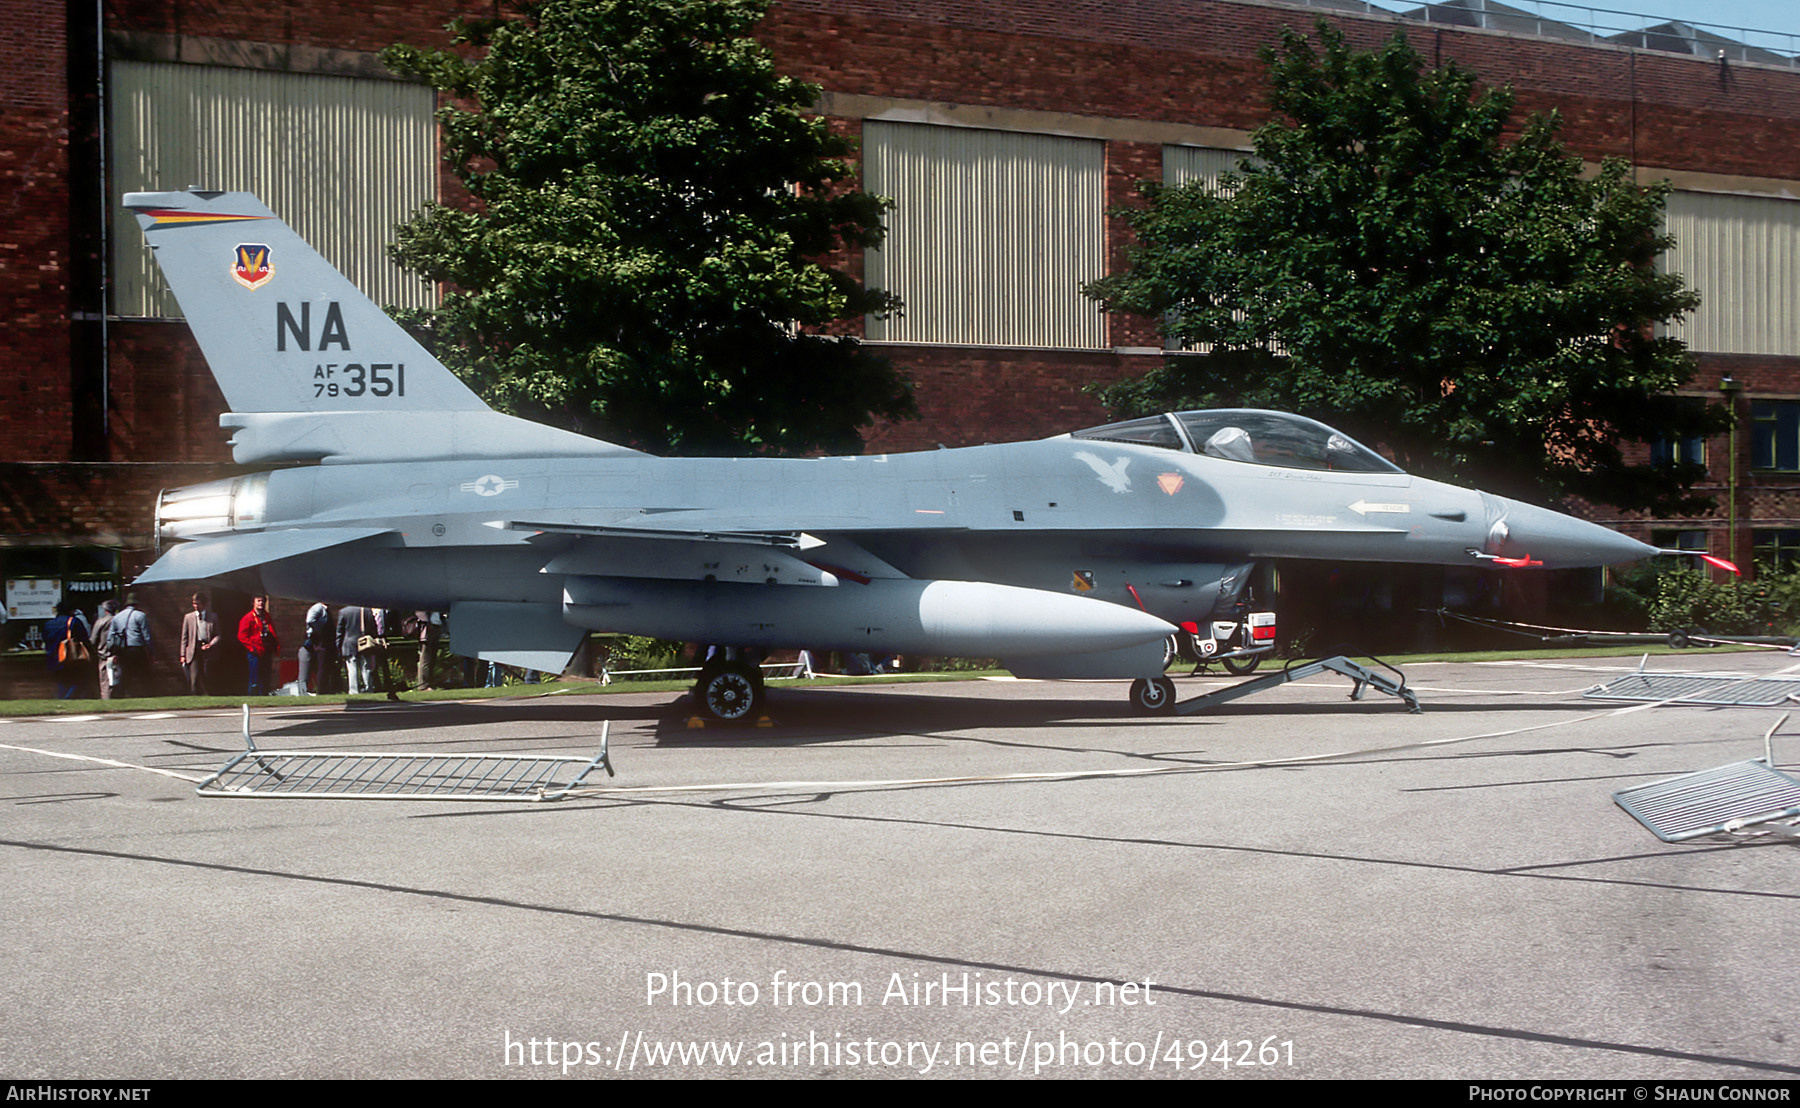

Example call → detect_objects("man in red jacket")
238 594 280 696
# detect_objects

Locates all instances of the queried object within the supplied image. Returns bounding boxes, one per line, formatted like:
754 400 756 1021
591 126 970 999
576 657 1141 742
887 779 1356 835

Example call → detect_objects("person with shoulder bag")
44 599 91 699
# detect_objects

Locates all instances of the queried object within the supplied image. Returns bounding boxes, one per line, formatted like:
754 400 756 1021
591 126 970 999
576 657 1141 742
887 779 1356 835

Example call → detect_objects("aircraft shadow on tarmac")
249 685 1151 747
237 679 1593 752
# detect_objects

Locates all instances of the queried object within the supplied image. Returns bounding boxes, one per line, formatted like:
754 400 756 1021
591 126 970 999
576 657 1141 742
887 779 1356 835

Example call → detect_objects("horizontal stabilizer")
222 410 638 466
134 527 398 585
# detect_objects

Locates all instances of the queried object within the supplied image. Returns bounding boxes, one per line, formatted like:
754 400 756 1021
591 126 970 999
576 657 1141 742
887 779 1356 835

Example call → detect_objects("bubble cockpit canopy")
1069 410 1401 474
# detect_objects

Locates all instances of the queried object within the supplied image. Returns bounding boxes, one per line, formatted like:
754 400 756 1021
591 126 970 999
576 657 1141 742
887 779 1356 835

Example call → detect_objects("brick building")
4 0 1800 691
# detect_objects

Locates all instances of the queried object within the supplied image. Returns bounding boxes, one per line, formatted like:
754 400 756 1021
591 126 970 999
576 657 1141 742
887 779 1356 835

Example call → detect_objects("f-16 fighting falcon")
125 190 1668 719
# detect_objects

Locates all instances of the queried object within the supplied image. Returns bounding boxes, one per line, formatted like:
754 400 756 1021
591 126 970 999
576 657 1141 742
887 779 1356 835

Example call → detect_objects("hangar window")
862 121 1105 348
1650 431 1705 468
1652 529 1709 553
1751 400 1800 471
1754 529 1800 570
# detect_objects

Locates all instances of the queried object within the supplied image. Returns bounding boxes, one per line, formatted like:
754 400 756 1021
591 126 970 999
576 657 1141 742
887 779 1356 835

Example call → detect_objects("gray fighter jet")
125 190 1663 718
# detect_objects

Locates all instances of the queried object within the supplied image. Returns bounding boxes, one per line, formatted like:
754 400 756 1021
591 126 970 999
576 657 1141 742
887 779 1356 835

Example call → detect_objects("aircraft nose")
1480 493 1657 568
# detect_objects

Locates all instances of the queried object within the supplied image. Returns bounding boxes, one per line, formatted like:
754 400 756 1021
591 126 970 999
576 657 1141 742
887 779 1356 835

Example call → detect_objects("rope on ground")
0 741 209 784
1429 608 1795 651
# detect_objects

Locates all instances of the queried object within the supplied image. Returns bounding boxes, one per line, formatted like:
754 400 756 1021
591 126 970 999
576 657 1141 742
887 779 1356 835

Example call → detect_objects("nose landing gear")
1129 676 1177 715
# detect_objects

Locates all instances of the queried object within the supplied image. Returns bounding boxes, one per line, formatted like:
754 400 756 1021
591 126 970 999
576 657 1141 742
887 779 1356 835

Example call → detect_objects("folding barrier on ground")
196 706 613 801
1613 714 1800 842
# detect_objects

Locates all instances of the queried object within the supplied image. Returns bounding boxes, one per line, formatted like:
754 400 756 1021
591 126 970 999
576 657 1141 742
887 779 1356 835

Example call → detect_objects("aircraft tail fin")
124 190 642 463
123 190 489 415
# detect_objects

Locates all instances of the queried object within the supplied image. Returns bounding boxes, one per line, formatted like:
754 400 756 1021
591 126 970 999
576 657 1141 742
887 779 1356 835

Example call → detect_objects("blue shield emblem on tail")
232 243 274 290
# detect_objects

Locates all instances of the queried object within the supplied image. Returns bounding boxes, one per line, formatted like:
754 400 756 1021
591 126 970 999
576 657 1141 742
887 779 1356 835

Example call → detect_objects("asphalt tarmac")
2 654 1797 1080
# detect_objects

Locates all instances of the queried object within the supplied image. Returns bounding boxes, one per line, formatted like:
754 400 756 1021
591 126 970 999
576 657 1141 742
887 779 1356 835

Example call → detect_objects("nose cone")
1482 495 1657 568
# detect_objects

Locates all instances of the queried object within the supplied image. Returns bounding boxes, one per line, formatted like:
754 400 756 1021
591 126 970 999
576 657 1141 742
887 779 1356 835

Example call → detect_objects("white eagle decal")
1073 451 1132 494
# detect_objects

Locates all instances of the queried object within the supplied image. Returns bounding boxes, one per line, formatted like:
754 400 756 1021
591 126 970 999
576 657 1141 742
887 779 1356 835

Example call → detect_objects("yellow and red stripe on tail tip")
137 209 273 229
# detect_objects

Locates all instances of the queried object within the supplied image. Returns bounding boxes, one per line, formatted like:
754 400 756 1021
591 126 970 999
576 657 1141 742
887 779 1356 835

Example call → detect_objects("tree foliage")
1085 23 1722 512
382 0 914 456
1640 564 1789 636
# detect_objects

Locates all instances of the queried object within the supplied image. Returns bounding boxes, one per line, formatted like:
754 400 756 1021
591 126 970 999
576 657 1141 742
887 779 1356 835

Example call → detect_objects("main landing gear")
694 654 766 722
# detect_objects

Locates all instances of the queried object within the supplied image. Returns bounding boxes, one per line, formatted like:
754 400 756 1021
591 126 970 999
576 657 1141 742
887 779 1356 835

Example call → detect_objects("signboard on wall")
5 579 63 622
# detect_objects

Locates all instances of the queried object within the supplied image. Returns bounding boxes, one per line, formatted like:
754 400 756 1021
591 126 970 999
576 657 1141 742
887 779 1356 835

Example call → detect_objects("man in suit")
92 599 119 699
179 591 222 695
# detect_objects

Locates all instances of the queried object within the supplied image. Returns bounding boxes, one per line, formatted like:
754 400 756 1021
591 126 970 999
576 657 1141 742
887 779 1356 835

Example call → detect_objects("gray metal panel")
863 121 1104 348
110 61 437 317
1163 145 1248 189
1160 146 1268 354
1662 190 1800 356
1614 759 1800 841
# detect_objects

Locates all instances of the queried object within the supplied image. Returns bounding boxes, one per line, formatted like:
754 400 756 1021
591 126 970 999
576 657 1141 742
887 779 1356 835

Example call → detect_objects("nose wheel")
1129 676 1177 715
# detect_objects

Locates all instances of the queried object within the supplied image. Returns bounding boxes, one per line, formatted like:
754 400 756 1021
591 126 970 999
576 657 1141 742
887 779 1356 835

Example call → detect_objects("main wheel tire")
1162 635 1177 670
1221 653 1262 676
1129 676 1177 715
698 662 764 722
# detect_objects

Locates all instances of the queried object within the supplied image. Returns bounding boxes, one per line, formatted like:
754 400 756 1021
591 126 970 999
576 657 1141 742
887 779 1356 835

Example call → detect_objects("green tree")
1085 23 1722 512
382 0 914 456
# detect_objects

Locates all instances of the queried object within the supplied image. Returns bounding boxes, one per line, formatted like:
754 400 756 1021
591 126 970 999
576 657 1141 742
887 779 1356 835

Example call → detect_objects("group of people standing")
43 591 442 700
306 603 435 696
42 594 154 699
